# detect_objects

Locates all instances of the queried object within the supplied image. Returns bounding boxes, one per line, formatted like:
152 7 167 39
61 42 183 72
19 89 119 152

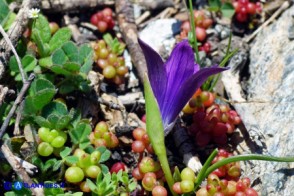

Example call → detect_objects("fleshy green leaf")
49 28 72 52
9 55 37 81
221 2 235 18
0 0 10 25
31 14 51 44
63 62 80 72
69 122 91 149
64 156 78 165
52 49 68 65
60 147 71 158
208 0 221 11
3 12 15 31
53 160 62 171
62 41 79 63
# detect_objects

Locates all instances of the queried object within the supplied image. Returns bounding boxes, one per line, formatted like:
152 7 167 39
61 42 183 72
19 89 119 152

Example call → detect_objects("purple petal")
138 39 167 104
163 65 229 128
160 41 196 125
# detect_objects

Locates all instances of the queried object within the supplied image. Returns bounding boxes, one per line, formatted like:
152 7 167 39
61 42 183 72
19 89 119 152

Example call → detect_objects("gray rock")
139 19 181 57
222 5 294 196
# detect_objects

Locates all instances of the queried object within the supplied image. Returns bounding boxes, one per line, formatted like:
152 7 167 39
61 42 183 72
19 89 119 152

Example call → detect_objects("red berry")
196 132 211 147
132 128 146 141
142 175 156 191
132 167 144 180
202 18 213 29
203 42 211 53
110 162 126 173
90 14 99 25
246 3 256 15
181 21 191 32
152 185 168 196
235 192 246 196
102 8 113 17
97 21 108 33
172 182 183 194
233 2 241 13
141 114 146 123
236 181 247 192
236 13 248 22
212 122 228 136
96 12 104 20
240 7 247 14
132 140 145 153
195 27 206 42
238 0 249 5
244 188 258 196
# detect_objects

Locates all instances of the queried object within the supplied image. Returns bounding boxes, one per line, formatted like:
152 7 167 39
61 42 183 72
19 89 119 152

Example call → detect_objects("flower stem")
188 0 200 64
157 152 177 196
205 154 294 178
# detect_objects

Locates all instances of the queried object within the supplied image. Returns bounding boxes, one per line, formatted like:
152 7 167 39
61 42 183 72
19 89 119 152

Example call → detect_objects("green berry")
37 142 53 157
180 180 194 193
181 167 195 181
38 127 50 142
85 165 101 178
50 136 66 148
65 166 84 183
103 65 116 79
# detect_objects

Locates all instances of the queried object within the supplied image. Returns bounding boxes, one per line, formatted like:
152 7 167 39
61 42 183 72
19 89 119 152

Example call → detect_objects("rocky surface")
222 5 294 196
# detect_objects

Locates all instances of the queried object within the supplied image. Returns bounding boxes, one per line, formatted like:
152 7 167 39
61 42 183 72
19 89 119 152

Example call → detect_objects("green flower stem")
144 75 177 196
205 154 294 178
188 0 200 64
195 149 218 189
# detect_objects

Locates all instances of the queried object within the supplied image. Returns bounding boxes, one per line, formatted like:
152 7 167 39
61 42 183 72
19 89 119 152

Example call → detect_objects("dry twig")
1 144 44 196
0 74 35 140
41 0 114 13
115 0 147 84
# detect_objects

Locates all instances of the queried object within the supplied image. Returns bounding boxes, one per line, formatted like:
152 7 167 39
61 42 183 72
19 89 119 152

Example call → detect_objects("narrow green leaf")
49 27 72 52
144 75 176 195
205 154 294 178
195 149 218 188
221 2 235 18
86 179 98 193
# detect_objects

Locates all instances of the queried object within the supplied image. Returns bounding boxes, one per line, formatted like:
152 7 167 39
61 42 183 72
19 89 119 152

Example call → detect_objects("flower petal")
160 41 196 126
163 65 229 130
138 39 167 105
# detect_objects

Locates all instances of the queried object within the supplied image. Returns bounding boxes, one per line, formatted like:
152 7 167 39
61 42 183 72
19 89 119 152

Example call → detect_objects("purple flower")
139 39 228 134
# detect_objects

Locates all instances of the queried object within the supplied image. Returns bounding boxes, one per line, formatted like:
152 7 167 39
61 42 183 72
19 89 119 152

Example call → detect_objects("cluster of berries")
90 8 115 33
183 89 241 147
89 121 119 148
92 40 128 85
65 149 102 192
37 127 67 156
180 10 213 54
196 149 258 196
233 0 262 22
